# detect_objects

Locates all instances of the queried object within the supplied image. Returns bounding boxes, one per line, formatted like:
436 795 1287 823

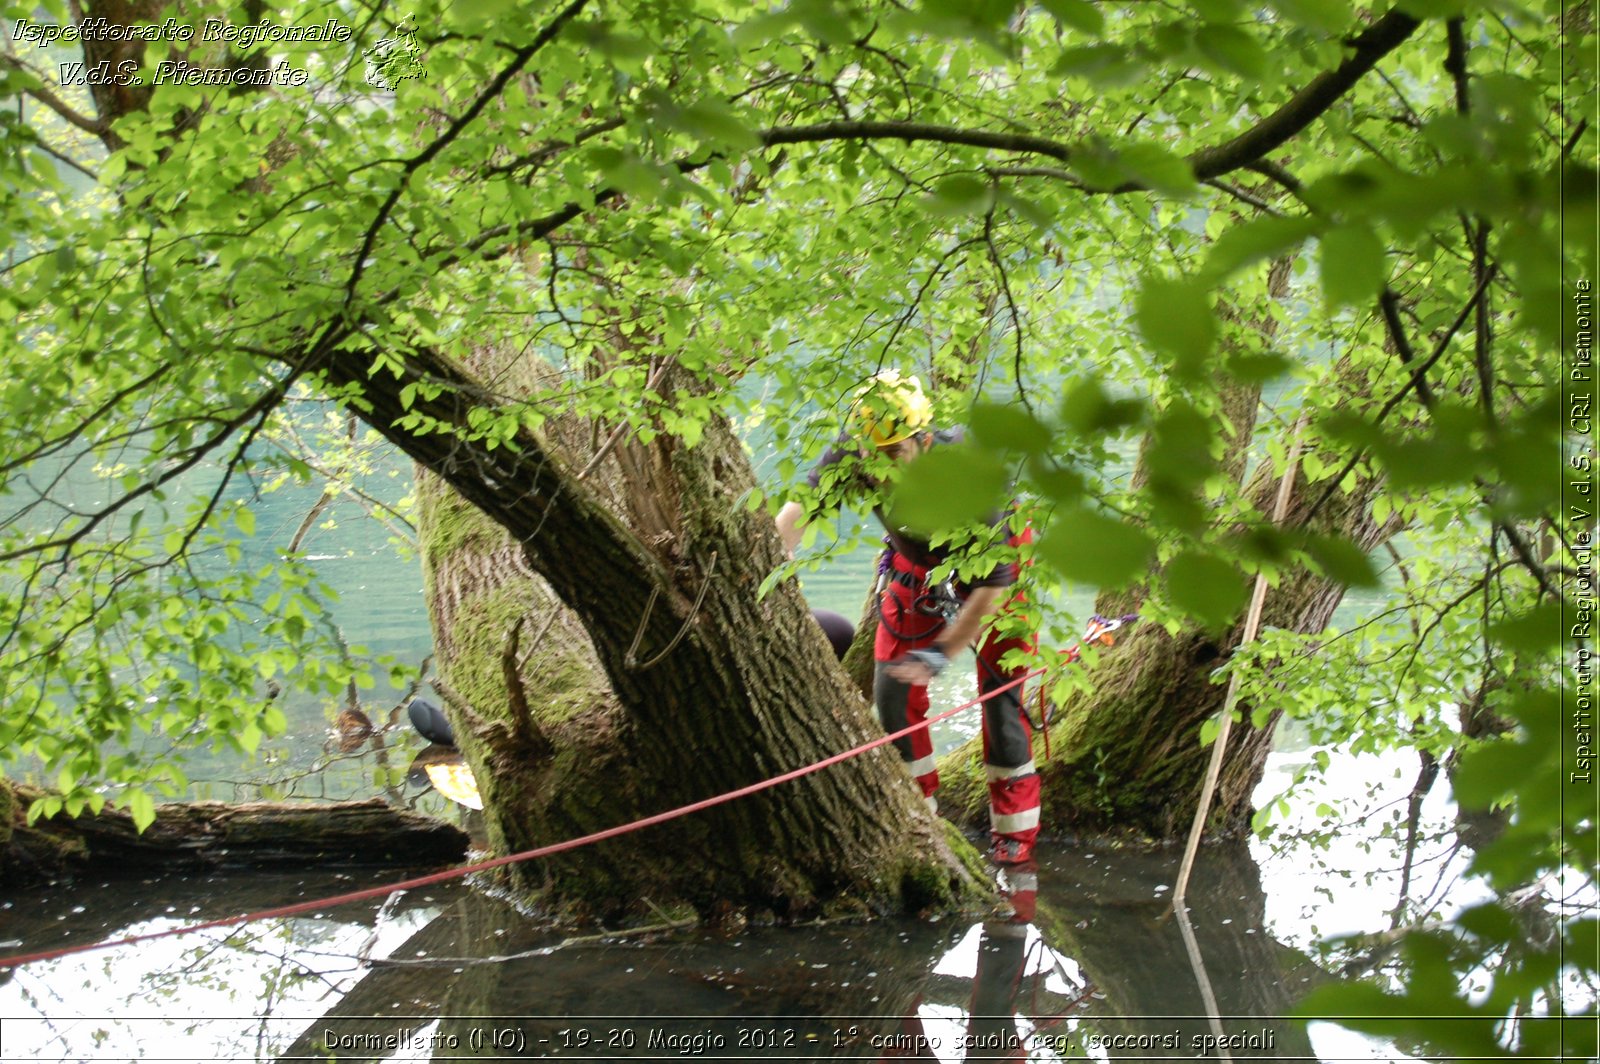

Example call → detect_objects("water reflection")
299 840 1324 1060
1 840 1345 1061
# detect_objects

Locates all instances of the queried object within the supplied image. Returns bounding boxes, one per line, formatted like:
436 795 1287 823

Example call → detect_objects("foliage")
0 0 1592 1051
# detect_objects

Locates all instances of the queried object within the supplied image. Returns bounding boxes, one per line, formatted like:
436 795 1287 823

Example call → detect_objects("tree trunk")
402 343 986 923
841 578 882 701
0 781 468 884
43 11 974 929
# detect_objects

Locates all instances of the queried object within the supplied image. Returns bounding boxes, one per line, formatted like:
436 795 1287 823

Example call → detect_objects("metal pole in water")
1172 416 1308 907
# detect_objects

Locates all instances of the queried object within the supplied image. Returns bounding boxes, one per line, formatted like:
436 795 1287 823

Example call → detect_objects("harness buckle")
915 580 962 620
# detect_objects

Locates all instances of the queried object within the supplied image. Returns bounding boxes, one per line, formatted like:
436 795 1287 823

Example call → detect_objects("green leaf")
677 99 762 151
968 400 1053 453
1201 215 1319 281
793 0 862 45
1319 225 1387 311
447 0 517 29
1059 378 1145 433
1222 350 1294 383
1188 0 1246 18
731 11 801 47
1050 45 1145 88
1395 0 1472 16
1303 533 1380 588
885 445 1010 531
1488 602 1563 654
1193 24 1267 79
1136 278 1216 378
923 174 994 217
234 506 256 537
1454 736 1543 810
1120 143 1198 197
1163 550 1247 630
604 158 667 200
1270 0 1353 33
998 191 1055 230
1073 141 1198 197
1035 508 1157 587
127 789 156 832
1039 0 1105 35
584 28 654 60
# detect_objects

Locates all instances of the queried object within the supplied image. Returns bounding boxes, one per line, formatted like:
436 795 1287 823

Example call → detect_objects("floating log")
3 785 469 883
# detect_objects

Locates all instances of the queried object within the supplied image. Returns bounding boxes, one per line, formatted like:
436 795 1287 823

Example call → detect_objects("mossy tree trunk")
1059 471 1391 840
404 346 984 924
37 6 975 925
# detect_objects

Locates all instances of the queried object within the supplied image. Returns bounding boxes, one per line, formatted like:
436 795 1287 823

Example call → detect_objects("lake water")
0 743 1472 1061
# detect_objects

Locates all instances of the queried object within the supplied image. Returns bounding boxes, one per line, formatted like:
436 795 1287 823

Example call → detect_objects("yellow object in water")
424 760 484 810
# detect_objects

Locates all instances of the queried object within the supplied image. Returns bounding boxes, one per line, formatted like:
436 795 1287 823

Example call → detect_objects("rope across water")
0 667 1044 971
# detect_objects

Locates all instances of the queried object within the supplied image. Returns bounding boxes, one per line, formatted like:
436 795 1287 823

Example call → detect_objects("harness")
876 549 964 641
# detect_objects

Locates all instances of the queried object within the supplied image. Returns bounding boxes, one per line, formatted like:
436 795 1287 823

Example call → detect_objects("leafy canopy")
0 0 1591 1052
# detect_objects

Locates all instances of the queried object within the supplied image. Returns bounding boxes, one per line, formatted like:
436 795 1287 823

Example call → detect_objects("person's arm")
886 585 1005 684
775 500 808 557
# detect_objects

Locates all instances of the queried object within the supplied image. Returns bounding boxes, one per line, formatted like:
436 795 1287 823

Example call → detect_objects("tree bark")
404 342 986 922
943 440 1397 840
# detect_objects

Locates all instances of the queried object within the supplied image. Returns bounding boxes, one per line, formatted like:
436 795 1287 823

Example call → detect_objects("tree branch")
758 119 1074 162
0 372 295 566
1302 267 1500 525
1186 10 1422 180
1 54 109 137
762 13 1422 188
342 0 594 306
1496 521 1557 599
439 9 1425 278
1379 287 1435 410
30 138 99 181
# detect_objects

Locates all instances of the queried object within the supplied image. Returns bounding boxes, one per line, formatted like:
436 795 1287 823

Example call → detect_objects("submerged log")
2 784 469 883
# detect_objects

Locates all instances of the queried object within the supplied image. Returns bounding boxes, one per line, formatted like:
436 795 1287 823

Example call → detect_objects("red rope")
0 667 1043 971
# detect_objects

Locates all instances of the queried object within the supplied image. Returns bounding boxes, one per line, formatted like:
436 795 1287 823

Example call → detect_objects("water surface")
0 749 1463 1062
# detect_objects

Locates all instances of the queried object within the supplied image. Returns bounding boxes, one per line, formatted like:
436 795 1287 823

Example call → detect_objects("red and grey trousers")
872 551 1039 850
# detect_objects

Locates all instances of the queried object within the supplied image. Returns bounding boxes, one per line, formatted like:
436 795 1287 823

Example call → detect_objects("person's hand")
887 646 948 685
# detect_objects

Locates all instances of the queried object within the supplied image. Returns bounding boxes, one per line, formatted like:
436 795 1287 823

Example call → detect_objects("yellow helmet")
851 370 933 447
